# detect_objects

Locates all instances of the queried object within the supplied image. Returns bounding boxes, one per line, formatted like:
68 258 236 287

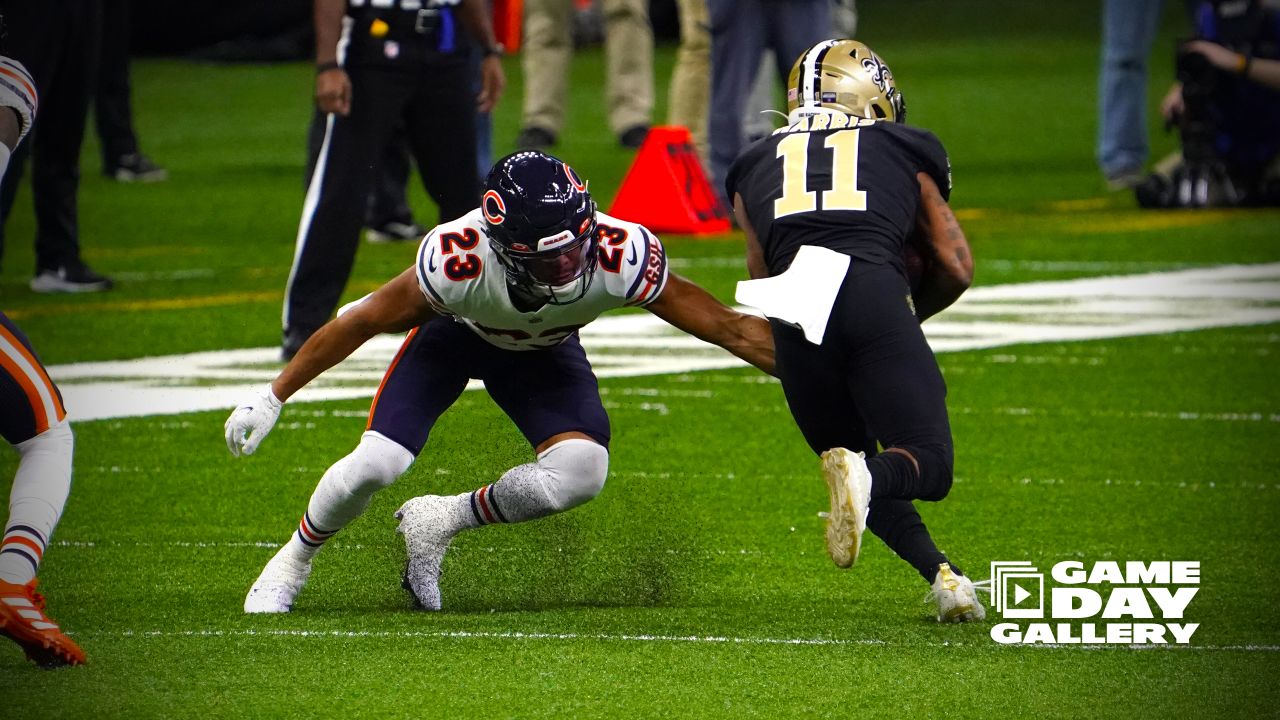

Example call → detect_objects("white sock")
1 421 74 584
459 439 609 527
280 431 413 564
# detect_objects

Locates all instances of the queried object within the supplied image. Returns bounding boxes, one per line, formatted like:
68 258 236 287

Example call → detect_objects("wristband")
316 60 341 74
483 43 505 59
1241 54 1253 78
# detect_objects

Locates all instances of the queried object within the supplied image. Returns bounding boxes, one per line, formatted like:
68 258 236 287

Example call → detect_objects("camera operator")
1137 0 1280 208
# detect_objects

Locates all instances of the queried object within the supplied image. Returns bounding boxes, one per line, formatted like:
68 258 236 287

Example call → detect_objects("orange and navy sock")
467 484 509 526
295 512 337 550
0 524 46 584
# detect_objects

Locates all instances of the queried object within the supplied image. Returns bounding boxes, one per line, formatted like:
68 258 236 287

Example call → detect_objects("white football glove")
224 385 284 457
0 57 37 145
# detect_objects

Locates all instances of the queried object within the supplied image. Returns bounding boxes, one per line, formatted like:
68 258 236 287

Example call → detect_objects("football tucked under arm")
908 171 973 321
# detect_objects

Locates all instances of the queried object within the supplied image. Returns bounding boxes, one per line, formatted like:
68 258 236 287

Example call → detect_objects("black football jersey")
726 115 951 277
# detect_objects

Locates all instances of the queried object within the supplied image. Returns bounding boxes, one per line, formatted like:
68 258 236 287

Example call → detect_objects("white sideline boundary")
85 628 1280 652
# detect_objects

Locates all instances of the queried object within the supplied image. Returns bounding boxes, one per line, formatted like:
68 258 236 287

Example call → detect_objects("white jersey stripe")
282 20 351 329
0 331 58 431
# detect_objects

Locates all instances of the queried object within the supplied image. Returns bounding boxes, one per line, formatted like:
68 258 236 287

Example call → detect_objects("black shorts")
366 318 611 455
771 261 952 460
0 311 67 445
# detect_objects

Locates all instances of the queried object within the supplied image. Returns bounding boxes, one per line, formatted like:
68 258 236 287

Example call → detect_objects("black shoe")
106 153 168 183
29 264 114 294
618 125 649 149
365 220 426 244
515 126 556 151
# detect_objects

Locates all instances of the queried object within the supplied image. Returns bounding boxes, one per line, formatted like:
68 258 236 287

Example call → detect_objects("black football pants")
284 60 477 342
306 111 416 230
94 0 141 165
772 260 956 582
0 0 102 274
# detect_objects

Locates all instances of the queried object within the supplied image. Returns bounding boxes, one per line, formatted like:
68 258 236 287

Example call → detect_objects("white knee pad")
16 419 74 459
340 431 415 494
536 438 609 511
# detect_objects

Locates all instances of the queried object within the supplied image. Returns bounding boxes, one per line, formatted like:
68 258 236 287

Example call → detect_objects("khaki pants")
521 0 653 136
667 0 710 162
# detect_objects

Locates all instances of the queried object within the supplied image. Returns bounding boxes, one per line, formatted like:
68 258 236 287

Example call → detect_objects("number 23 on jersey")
439 228 482 280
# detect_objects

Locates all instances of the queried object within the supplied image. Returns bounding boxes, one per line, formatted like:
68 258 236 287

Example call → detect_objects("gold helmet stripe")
799 39 841 111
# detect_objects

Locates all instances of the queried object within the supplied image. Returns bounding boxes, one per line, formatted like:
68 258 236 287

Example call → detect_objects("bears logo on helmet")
482 190 506 225
483 151 599 305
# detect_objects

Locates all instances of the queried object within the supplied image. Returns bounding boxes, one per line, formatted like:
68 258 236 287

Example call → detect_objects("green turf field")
2 1 1279 716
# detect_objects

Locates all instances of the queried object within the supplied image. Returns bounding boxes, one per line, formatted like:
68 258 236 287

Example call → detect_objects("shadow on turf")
418 519 689 613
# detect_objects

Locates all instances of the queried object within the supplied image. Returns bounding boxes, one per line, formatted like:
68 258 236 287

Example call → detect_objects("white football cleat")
395 495 460 611
244 547 312 614
819 448 872 569
926 563 988 623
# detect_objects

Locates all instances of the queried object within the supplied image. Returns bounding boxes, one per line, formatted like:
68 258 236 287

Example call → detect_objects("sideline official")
283 0 504 360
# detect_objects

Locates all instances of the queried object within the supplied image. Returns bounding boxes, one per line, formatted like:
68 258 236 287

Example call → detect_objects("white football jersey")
415 209 669 350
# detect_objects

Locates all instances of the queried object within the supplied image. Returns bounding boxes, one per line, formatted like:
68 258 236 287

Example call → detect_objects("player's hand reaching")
225 386 284 457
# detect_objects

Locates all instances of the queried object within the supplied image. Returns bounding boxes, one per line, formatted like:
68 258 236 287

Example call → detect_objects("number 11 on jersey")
774 129 868 219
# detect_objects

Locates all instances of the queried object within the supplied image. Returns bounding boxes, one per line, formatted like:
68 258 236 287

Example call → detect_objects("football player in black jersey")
726 39 984 622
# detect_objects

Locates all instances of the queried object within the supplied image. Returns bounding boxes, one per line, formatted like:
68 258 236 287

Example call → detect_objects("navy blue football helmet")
482 151 598 304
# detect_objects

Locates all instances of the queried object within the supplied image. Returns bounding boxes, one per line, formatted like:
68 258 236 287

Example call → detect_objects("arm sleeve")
912 129 953 202
414 231 454 315
622 227 670 307
0 58 37 145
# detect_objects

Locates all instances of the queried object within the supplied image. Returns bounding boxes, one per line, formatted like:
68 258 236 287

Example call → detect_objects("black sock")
866 497 950 582
866 450 918 499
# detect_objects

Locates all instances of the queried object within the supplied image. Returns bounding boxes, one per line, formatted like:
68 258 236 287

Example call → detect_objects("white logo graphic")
989 561 1044 618
989 560 1201 645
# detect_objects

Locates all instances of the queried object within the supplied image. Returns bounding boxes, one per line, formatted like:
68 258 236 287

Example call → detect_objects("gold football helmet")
786 39 906 123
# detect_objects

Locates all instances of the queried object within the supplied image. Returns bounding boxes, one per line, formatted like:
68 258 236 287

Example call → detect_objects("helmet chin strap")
545 272 593 305
786 105 854 124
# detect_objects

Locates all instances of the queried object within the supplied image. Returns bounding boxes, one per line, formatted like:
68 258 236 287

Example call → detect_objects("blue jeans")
1097 0 1165 176
707 0 832 200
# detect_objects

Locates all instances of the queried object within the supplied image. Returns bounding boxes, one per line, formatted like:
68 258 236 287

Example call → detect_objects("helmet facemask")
490 210 599 305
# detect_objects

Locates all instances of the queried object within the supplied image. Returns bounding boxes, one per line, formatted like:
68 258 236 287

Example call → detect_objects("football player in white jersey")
226 151 774 612
0 54 86 667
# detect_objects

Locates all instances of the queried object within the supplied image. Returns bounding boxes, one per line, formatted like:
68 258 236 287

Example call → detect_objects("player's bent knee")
341 431 415 492
538 438 609 511
913 443 954 502
16 419 74 459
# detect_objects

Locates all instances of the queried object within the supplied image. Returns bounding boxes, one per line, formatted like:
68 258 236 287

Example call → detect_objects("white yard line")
45 263 1280 421
73 627 1280 652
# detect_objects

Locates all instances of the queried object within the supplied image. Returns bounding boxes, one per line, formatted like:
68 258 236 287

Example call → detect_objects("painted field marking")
76 627 1280 652
45 263 1280 421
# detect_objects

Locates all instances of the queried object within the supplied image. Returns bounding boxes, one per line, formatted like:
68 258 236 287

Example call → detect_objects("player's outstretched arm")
911 171 973 321
645 273 776 376
225 268 437 456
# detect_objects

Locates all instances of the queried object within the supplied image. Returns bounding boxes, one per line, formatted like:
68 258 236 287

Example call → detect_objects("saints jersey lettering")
726 116 952 277
416 209 669 350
